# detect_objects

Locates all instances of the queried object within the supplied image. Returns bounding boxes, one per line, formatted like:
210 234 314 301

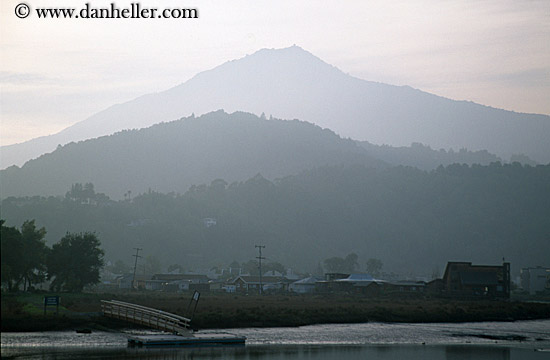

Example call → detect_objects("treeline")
1 162 549 275
1 111 523 200
0 220 104 292
357 141 509 170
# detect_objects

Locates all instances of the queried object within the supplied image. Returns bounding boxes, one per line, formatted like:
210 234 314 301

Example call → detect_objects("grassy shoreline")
2 292 549 332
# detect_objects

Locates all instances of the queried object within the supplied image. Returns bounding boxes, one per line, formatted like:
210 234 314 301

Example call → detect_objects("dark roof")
443 261 506 282
459 271 499 285
233 276 283 284
119 273 151 281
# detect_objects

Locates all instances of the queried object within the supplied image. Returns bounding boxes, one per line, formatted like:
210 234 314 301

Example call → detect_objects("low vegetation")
2 292 549 332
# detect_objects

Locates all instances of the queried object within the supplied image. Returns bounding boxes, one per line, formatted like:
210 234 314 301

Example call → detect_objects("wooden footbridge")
101 300 191 335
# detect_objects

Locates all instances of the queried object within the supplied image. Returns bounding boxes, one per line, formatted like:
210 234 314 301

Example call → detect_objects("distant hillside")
357 141 505 170
3 45 549 168
2 162 548 275
0 111 384 198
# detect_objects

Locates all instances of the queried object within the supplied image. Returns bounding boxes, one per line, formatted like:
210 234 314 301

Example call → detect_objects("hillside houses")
145 274 210 292
97 261 512 300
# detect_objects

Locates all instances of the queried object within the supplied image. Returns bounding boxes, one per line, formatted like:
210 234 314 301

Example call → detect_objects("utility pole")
132 248 142 290
255 245 265 295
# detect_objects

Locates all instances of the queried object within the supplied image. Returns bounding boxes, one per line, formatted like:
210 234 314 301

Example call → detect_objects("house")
117 273 151 290
263 270 283 277
231 275 288 293
147 273 211 292
289 277 320 294
145 279 165 291
324 273 350 281
520 267 550 295
384 281 426 295
316 273 385 294
222 284 237 293
284 269 301 281
441 261 510 299
151 273 210 283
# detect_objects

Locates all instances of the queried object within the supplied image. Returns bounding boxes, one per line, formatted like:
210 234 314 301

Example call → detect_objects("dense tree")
65 182 110 204
47 232 104 292
1 220 24 291
324 253 359 273
19 220 48 291
2 162 549 275
143 255 162 275
264 262 286 275
167 264 185 274
366 258 383 277
242 260 260 276
108 260 131 274
239 260 287 276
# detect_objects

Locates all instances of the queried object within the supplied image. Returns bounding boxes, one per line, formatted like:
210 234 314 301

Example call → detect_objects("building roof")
291 277 320 285
152 274 210 281
336 273 380 282
232 275 283 284
118 273 152 281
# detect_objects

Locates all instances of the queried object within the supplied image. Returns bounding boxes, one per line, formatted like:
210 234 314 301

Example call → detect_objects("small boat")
127 332 246 347
75 328 92 334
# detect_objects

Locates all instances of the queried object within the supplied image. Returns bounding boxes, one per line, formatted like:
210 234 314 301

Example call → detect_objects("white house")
289 277 319 294
521 267 550 295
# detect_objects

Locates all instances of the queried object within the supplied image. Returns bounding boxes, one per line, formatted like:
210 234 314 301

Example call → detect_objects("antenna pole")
255 245 265 295
132 248 142 290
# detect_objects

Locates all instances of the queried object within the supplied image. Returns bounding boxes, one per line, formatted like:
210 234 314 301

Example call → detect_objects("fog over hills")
0 111 385 198
2 45 549 169
3 162 548 274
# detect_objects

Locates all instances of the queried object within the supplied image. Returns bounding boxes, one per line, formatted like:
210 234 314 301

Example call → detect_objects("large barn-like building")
438 262 511 299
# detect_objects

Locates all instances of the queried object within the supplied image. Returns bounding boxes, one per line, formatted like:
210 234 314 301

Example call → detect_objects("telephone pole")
132 248 142 290
255 245 265 295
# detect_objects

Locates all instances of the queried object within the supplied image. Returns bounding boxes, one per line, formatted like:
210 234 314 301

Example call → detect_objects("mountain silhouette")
2 45 549 169
0 111 385 198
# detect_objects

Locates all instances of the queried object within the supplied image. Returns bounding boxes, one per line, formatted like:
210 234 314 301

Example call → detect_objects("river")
2 320 549 359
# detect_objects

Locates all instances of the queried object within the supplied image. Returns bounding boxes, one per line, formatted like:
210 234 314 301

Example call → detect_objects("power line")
132 247 142 290
255 245 265 295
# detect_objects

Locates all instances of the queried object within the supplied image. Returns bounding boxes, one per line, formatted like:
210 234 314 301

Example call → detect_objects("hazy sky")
1 0 549 146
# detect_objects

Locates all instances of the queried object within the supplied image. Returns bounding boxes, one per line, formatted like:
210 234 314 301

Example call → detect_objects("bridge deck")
101 300 191 335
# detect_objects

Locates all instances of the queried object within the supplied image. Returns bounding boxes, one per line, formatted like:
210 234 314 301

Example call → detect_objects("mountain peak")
2 46 549 169
251 44 314 57
210 44 340 79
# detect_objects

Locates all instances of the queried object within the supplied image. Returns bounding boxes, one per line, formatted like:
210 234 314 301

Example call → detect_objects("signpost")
44 296 60 315
186 291 200 320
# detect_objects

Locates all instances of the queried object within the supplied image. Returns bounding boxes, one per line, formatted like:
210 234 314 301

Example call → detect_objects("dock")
101 300 191 335
101 299 246 347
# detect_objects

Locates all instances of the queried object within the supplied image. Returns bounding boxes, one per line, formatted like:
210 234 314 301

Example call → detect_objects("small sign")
44 296 60 315
44 296 59 306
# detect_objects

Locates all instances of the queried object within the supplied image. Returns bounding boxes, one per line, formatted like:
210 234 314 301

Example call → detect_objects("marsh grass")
2 292 549 332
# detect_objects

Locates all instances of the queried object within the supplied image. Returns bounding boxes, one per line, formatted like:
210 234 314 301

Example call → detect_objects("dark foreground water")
2 320 549 359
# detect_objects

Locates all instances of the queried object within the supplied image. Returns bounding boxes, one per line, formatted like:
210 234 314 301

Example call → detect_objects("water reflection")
2 320 549 359
2 345 549 360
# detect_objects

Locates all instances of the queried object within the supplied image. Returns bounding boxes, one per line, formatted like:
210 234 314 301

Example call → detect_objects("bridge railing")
101 300 191 335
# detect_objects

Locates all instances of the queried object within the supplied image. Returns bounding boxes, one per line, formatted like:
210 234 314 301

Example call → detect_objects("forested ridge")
2 162 548 276
1 111 520 199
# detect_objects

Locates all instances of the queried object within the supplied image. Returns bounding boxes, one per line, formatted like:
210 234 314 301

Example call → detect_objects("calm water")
2 320 549 359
